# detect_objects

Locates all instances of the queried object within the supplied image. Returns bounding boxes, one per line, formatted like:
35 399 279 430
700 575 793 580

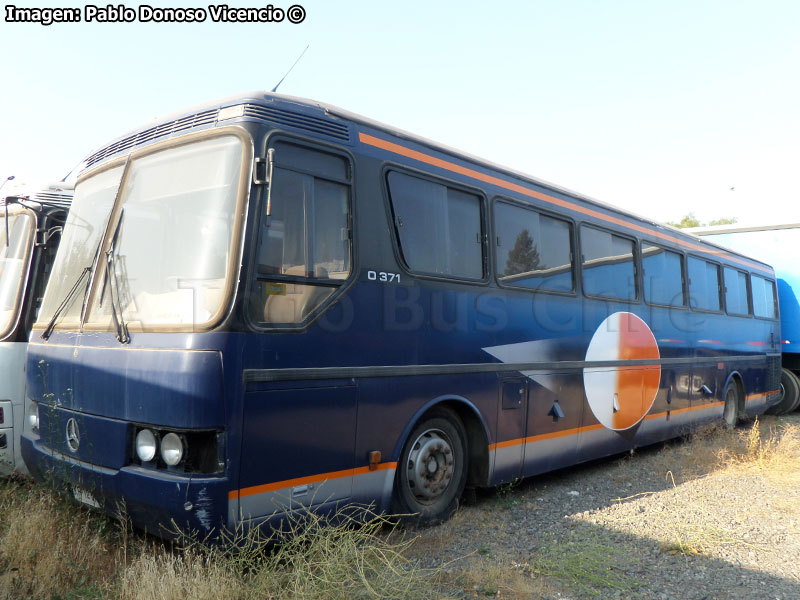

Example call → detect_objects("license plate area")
72 486 101 509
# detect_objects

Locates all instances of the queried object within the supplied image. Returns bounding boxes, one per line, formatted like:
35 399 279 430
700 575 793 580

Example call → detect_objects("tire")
766 368 800 415
391 408 468 526
722 379 741 429
789 370 800 413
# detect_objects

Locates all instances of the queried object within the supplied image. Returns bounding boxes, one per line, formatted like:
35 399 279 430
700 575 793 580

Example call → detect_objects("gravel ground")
406 414 800 599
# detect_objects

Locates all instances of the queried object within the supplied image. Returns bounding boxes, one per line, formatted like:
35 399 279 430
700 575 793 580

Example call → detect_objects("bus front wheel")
723 379 741 429
392 408 467 525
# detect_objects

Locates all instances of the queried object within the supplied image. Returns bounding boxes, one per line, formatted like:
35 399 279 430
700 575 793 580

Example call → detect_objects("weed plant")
0 479 442 600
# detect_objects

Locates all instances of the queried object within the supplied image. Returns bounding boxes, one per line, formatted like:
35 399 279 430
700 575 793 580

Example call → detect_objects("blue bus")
689 223 800 414
1 183 71 474
21 93 781 538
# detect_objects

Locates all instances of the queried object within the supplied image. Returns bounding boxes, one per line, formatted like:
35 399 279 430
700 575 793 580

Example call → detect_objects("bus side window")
386 171 484 280
494 201 574 292
687 257 721 312
642 244 685 307
580 225 636 301
249 142 352 325
751 274 778 319
723 267 750 316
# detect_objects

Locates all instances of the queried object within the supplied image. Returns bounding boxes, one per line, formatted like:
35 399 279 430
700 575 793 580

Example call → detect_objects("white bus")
0 183 71 474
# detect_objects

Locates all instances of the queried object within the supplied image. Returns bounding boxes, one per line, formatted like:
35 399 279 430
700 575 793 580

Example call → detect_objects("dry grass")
609 415 800 488
575 416 800 560
118 551 247 600
439 555 558 599
718 416 800 484
0 478 119 599
0 480 442 600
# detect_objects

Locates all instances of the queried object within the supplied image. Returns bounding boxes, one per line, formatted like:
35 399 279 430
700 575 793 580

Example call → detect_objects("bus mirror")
3 196 22 248
264 148 275 227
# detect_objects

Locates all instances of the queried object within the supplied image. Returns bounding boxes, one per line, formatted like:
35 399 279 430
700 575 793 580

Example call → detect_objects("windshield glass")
37 166 124 327
89 135 244 329
0 209 34 338
36 133 246 333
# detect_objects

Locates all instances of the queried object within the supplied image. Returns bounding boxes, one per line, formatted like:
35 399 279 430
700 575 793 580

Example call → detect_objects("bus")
688 223 800 414
21 93 781 538
1 183 71 474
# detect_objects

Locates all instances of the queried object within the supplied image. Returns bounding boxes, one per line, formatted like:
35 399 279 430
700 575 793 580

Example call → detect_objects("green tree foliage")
666 213 737 229
505 229 542 275
707 217 738 226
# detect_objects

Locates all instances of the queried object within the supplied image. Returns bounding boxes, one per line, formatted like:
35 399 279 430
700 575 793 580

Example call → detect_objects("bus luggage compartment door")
238 381 357 520
492 378 528 482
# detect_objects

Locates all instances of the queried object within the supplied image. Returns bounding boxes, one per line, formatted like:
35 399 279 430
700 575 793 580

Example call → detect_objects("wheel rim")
405 428 455 504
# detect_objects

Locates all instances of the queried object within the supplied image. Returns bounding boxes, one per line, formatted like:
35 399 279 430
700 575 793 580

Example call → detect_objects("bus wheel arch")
390 398 487 524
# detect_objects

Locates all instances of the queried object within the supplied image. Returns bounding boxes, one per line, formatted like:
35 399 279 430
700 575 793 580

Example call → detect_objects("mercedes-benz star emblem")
65 418 80 453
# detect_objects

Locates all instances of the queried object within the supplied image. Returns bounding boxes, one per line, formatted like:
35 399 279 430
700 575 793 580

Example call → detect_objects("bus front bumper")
21 434 230 539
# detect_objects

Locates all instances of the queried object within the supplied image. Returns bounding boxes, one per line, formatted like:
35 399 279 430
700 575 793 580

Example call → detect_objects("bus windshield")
0 209 34 338
37 134 246 332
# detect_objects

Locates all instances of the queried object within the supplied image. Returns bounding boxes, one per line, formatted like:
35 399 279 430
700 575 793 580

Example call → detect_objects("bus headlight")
26 402 39 432
135 429 157 462
160 432 184 466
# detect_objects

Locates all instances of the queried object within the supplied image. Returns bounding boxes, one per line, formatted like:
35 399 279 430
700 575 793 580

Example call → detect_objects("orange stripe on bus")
487 399 750 452
229 462 398 501
359 132 769 274
746 389 780 401
230 391 779 500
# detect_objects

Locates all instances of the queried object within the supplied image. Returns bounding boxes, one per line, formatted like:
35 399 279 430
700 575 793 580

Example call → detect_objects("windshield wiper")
79 227 107 329
41 267 91 340
79 154 130 331
104 211 129 344
97 209 124 310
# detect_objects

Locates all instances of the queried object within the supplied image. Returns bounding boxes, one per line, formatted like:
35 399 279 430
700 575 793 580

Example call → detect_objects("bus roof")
79 91 773 274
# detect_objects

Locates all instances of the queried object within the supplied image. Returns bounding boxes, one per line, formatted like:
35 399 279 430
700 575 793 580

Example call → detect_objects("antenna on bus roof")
61 160 86 183
271 45 309 93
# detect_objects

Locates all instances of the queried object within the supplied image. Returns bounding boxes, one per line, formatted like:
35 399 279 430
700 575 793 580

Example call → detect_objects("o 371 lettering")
367 270 400 283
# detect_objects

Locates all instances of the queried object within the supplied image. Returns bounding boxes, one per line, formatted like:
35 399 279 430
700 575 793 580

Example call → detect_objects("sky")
1 0 799 227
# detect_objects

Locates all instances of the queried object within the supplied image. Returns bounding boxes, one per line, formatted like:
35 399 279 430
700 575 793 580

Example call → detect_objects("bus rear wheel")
392 408 467 525
767 368 800 415
723 379 741 429
788 370 800 413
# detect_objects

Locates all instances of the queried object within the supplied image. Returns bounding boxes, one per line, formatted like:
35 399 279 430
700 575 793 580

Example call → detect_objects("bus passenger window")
687 257 721 312
386 171 483 279
751 275 777 319
580 226 636 300
250 143 351 325
494 202 573 292
642 244 684 307
724 267 750 316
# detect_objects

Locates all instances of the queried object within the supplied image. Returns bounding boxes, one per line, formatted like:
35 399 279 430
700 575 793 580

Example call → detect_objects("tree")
707 217 738 226
505 229 542 275
666 213 737 228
